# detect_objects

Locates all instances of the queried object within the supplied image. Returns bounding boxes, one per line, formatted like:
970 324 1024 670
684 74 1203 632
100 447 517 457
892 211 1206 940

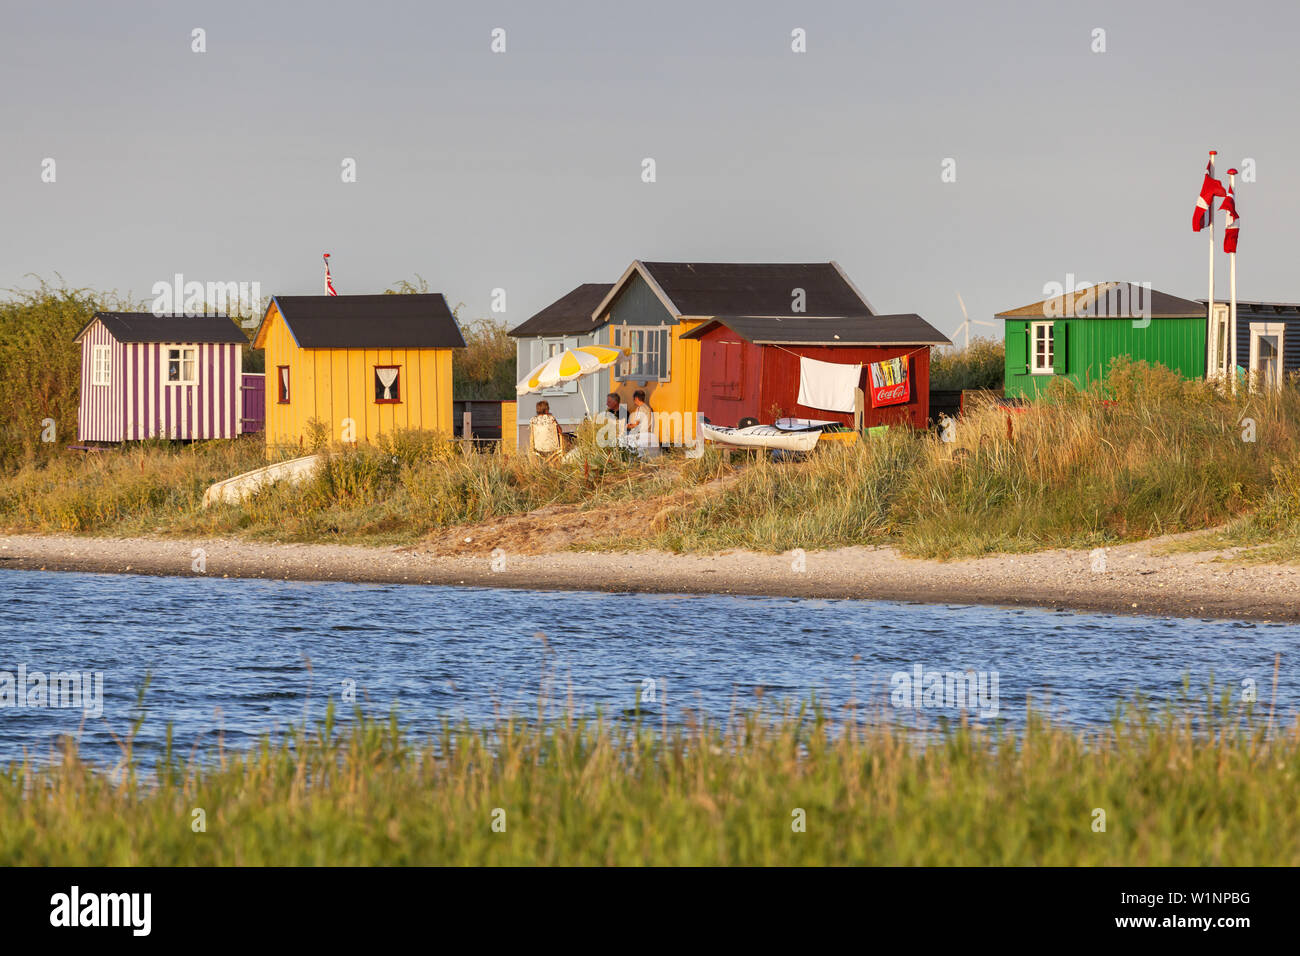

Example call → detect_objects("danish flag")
323 253 338 296
1221 177 1240 254
1192 157 1226 232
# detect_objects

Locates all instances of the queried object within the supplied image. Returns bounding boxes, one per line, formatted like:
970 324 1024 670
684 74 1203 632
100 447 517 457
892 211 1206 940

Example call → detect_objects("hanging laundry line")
769 343 933 364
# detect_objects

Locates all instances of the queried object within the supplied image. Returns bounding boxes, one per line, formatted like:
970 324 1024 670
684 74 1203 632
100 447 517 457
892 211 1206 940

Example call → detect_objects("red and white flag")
1192 159 1226 232
323 253 338 296
1220 179 1240 253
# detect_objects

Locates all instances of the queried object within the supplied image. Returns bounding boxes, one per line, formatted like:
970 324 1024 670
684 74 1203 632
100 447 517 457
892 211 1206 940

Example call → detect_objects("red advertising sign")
868 357 910 408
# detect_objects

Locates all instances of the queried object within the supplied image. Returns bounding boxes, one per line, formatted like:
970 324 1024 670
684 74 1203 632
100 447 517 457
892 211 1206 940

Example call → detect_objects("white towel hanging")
796 356 862 413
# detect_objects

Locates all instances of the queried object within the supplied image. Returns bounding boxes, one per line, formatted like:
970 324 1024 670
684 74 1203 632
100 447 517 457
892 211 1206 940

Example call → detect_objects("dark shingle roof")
76 312 247 344
508 283 613 338
638 262 874 318
1197 299 1300 318
997 283 1204 319
680 314 951 347
266 294 466 349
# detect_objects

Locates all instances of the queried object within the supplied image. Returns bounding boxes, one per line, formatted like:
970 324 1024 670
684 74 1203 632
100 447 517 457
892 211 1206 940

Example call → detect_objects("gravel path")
2 532 1297 621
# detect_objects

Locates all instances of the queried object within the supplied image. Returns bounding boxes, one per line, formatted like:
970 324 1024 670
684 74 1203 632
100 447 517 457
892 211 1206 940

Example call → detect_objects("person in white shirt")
624 390 660 457
626 390 652 436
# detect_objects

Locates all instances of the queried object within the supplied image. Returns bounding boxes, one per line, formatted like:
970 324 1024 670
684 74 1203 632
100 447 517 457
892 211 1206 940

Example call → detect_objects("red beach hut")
682 314 951 429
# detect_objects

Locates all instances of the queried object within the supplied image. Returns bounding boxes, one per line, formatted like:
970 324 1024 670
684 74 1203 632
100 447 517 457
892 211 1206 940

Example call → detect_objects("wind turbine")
954 292 997 349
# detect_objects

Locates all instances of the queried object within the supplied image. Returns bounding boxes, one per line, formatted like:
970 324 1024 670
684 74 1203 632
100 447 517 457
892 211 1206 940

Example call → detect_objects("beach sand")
2 531 1297 621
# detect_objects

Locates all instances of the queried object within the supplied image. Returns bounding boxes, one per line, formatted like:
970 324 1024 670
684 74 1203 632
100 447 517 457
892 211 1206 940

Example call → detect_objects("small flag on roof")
323 253 338 296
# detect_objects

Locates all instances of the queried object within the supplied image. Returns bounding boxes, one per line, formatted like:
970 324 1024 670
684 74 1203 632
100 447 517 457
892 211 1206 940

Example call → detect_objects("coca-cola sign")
868 357 910 408
870 381 909 407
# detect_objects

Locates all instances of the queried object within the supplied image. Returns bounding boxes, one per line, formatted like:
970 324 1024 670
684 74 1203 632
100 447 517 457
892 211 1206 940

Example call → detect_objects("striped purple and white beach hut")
74 313 250 442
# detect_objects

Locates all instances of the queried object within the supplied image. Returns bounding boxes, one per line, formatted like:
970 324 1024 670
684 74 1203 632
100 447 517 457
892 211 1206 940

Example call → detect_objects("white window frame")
165 346 198 386
611 325 671 382
1030 321 1055 375
1248 322 1286 392
539 338 577 395
1207 303 1231 380
91 344 111 386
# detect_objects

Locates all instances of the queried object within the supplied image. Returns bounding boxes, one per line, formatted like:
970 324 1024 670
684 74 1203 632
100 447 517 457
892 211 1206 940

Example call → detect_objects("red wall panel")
693 329 934 429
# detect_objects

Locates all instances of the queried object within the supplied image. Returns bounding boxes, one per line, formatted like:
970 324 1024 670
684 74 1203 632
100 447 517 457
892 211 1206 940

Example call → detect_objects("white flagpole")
1228 168 1238 394
1207 150 1218 381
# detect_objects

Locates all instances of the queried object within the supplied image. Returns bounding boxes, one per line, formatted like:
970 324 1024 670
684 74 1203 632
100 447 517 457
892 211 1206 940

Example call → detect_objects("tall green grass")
2 359 1297 558
3 695 1297 865
0 281 122 471
929 335 1005 391
651 359 1300 557
0 430 733 544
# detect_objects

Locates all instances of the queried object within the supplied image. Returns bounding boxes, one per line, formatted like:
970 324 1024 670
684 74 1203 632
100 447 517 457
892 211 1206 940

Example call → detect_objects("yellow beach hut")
252 294 465 452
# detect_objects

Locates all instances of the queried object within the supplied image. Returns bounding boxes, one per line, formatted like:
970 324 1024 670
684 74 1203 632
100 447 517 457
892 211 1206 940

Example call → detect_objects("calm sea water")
0 568 1297 764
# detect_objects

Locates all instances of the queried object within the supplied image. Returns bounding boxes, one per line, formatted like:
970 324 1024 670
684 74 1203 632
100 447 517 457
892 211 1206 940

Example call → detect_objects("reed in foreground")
3 698 1298 865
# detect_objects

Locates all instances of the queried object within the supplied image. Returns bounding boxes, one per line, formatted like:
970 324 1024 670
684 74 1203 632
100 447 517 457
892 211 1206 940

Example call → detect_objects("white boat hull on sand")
202 454 323 508
700 423 822 452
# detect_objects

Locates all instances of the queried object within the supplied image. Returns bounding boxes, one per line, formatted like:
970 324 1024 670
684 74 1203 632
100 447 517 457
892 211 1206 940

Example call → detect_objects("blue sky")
3 0 1294 337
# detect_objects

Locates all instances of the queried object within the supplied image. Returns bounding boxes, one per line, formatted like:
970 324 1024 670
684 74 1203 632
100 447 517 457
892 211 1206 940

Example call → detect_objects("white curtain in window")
377 367 398 399
280 367 290 393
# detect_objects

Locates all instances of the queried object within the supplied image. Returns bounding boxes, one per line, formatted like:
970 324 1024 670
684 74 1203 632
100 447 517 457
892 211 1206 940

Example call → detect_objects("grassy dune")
0 360 1297 558
3 697 1297 865
648 360 1300 558
0 429 732 545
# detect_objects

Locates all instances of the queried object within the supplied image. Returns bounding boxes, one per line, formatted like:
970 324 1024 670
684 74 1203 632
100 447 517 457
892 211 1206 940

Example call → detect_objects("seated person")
601 392 624 423
626 390 653 436
529 400 564 462
623 390 660 457
593 392 626 449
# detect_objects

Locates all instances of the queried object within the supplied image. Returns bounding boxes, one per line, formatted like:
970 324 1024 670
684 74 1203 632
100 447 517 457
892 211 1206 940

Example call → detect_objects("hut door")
706 340 743 401
1249 323 1284 391
699 338 746 427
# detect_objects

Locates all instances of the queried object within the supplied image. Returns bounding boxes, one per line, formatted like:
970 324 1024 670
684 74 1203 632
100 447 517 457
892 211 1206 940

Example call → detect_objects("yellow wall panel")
331 349 349 440
501 401 517 455
424 352 438 431
361 350 378 440
347 349 365 441
439 352 453 433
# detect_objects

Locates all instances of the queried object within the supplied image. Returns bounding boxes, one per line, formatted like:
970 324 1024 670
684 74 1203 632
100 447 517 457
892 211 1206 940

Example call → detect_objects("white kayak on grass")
700 422 822 452
773 417 837 432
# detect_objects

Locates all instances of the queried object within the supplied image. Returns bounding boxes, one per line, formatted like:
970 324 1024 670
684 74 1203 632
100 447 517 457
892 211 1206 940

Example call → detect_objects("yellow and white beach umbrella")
516 345 627 394
516 344 629 417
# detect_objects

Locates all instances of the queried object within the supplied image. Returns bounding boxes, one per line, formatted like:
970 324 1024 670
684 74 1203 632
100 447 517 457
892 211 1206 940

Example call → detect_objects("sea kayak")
700 422 822 452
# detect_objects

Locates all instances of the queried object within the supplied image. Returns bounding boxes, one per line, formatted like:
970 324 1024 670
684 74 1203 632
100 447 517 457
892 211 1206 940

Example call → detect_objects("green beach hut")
998 283 1206 399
